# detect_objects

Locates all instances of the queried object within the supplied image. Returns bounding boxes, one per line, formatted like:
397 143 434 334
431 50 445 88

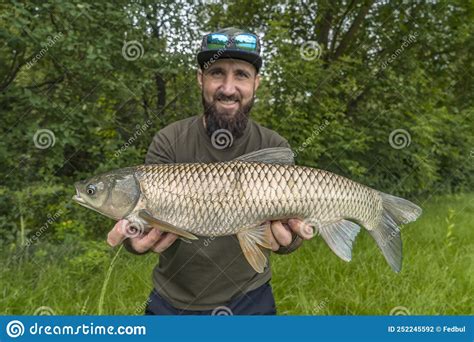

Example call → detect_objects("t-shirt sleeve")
257 123 291 150
145 130 175 164
277 138 291 148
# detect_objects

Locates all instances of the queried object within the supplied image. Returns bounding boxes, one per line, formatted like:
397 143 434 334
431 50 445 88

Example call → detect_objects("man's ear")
197 69 203 90
254 73 261 92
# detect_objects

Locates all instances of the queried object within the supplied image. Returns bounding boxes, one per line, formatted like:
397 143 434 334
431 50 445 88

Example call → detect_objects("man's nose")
219 74 237 96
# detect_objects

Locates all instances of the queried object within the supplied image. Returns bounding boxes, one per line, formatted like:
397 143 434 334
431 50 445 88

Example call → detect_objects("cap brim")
197 50 262 72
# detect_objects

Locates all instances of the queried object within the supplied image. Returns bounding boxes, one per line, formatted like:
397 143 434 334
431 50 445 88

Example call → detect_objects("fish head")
73 168 141 220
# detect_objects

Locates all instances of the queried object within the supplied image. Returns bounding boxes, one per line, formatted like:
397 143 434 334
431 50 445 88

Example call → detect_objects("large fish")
73 147 422 273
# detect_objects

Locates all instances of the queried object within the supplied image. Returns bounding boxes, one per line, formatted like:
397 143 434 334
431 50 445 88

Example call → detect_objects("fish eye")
86 184 97 196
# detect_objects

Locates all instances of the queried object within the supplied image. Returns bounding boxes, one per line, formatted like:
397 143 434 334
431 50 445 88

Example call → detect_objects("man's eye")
210 70 223 76
237 71 249 78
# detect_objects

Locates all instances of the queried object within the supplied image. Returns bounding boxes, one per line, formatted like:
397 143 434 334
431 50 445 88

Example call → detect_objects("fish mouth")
72 187 95 210
72 194 84 204
72 192 93 210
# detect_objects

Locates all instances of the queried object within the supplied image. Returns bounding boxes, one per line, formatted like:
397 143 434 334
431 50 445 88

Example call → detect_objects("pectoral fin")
138 210 198 241
237 222 273 273
317 219 361 262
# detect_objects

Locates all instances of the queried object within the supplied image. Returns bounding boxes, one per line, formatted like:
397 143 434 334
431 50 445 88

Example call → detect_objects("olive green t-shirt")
144 115 290 310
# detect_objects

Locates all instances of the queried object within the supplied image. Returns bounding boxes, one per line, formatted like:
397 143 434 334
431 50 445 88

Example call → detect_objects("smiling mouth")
217 99 239 109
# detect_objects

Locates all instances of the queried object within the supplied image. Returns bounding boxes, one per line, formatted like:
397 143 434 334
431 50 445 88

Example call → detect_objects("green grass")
1 193 473 315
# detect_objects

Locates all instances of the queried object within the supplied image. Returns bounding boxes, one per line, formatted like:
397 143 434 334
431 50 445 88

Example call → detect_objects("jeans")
145 282 277 315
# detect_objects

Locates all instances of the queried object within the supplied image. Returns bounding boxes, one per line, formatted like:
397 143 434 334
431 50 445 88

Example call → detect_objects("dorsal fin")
234 147 295 164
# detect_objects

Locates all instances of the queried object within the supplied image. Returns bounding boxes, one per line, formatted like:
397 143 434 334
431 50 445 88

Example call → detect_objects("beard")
202 91 255 140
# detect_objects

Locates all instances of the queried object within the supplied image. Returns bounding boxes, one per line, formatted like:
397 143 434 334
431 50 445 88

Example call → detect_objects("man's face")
198 59 260 138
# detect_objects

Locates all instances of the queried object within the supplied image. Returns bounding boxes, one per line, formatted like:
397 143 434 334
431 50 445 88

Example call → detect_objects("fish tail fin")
368 192 422 273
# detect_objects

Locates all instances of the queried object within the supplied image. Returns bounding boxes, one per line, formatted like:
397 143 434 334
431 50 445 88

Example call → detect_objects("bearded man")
107 27 314 315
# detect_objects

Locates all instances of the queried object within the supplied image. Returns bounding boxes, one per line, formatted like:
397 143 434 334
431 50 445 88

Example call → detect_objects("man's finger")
288 219 314 240
107 220 129 247
151 233 179 253
131 228 163 254
270 220 292 247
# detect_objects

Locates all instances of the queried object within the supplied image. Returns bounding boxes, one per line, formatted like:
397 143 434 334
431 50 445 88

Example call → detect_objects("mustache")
214 93 240 102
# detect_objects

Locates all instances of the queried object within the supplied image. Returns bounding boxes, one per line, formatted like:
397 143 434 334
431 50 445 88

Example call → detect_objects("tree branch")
155 73 166 115
329 0 357 54
333 0 374 61
316 0 334 49
25 74 65 90
0 49 27 92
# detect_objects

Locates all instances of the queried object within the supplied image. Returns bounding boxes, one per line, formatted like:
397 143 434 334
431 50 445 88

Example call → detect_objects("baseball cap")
197 27 262 73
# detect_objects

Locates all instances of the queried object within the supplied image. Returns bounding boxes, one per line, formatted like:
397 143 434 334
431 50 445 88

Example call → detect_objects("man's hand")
107 218 312 254
107 220 178 254
269 219 314 252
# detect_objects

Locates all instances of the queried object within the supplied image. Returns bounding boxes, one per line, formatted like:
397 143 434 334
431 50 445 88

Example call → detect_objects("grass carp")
73 148 422 273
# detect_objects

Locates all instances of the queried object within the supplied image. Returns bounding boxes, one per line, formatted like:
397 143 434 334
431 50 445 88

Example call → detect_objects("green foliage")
67 240 111 277
0 0 473 314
